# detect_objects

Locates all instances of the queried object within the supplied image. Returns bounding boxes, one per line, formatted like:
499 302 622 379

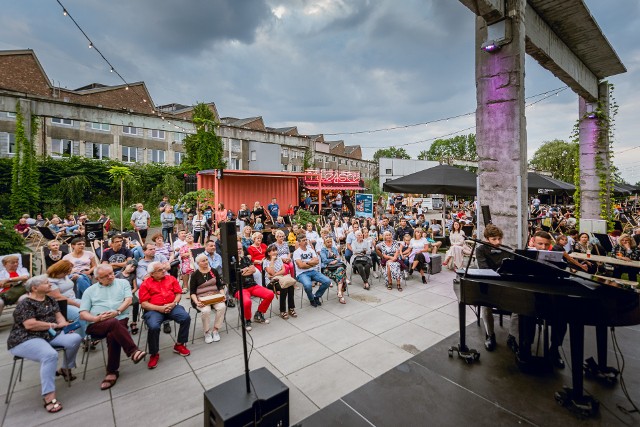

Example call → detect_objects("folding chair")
6 346 71 404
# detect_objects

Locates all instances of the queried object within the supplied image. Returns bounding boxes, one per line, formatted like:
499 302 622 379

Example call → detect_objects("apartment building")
0 49 376 179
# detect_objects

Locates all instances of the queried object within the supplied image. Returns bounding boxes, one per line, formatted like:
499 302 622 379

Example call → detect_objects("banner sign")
355 193 374 218
304 169 361 188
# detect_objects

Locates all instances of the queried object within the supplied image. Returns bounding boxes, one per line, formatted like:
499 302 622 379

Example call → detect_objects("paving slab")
338 336 413 378
257 333 333 376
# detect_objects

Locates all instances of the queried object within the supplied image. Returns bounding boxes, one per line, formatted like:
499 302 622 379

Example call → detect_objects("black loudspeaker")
85 222 104 241
429 254 442 274
219 221 237 287
204 367 289 427
481 205 492 227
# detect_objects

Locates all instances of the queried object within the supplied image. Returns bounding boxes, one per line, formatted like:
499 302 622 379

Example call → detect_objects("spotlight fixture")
585 103 597 119
481 19 511 53
63 9 68 16
89 42 93 49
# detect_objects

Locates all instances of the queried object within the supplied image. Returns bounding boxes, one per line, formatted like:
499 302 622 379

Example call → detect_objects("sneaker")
313 296 322 306
173 343 191 357
310 299 319 308
148 354 159 369
244 320 252 331
163 322 171 334
484 334 496 352
212 331 221 342
204 332 214 344
254 311 270 324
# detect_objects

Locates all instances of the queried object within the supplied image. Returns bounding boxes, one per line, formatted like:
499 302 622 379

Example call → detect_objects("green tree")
418 134 477 162
108 166 133 231
10 104 40 217
529 139 578 183
182 103 226 173
373 147 410 162
0 219 29 255
303 147 313 171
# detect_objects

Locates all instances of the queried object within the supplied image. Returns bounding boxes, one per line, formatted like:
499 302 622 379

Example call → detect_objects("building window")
229 157 240 169
123 126 138 135
250 150 257 161
174 132 186 143
2 133 16 155
151 129 165 139
385 168 392 174
282 164 288 171
122 146 138 163
282 148 289 157
7 112 16 118
91 122 110 131
87 142 110 160
150 149 165 163
174 151 183 165
51 139 76 157
230 139 241 153
291 165 297 172
51 117 73 126
332 156 336 161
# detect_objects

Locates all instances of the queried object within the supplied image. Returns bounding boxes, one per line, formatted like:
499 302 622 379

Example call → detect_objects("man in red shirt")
139 262 191 369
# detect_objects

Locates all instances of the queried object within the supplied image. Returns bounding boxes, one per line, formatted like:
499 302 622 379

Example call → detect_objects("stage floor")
297 321 640 426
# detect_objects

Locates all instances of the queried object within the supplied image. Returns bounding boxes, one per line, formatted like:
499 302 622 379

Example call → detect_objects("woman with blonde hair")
46 260 82 329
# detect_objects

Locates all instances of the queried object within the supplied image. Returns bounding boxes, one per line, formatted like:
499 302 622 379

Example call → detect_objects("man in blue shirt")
204 241 222 275
267 198 279 222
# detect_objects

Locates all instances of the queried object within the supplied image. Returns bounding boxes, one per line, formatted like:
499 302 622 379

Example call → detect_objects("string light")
54 0 572 140
324 86 568 136
360 87 570 149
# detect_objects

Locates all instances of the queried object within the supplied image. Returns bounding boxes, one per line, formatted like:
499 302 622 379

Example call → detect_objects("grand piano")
450 240 640 417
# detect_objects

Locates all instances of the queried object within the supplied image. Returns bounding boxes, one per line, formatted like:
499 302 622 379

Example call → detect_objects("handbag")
326 261 346 270
196 273 219 298
462 244 473 256
353 255 372 267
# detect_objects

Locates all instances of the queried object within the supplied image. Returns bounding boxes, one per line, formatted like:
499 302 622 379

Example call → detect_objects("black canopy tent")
382 164 477 196
527 172 575 192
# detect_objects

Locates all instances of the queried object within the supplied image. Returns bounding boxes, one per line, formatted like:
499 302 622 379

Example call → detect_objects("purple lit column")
475 0 528 248
578 82 610 220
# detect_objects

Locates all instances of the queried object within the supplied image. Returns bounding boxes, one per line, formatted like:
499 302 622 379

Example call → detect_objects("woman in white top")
62 238 96 299
408 228 431 284
192 210 207 245
333 219 346 245
263 245 297 319
443 221 467 270
350 231 373 289
305 222 320 247
46 260 84 336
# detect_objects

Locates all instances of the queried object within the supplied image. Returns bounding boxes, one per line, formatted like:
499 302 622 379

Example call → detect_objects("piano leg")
583 326 619 384
554 323 599 417
448 302 480 363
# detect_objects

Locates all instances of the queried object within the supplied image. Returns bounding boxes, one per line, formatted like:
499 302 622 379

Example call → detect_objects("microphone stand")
231 256 251 394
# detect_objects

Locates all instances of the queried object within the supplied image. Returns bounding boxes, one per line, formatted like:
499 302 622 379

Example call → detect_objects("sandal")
397 284 403 292
288 309 298 318
280 311 289 320
363 283 370 290
43 398 63 413
100 373 119 391
131 350 146 364
338 295 346 304
130 323 139 335
56 369 77 382
387 283 392 290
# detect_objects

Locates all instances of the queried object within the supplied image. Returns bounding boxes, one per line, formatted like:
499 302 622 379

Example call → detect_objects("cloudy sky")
2 0 639 182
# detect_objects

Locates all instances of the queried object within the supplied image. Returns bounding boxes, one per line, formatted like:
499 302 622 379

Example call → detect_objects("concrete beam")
458 0 504 24
525 4 599 101
0 91 195 132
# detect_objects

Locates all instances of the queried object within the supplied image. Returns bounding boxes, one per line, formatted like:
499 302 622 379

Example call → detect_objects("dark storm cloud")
81 0 273 54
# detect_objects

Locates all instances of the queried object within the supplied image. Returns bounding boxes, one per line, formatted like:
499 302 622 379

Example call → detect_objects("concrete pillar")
475 0 528 248
579 82 610 220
